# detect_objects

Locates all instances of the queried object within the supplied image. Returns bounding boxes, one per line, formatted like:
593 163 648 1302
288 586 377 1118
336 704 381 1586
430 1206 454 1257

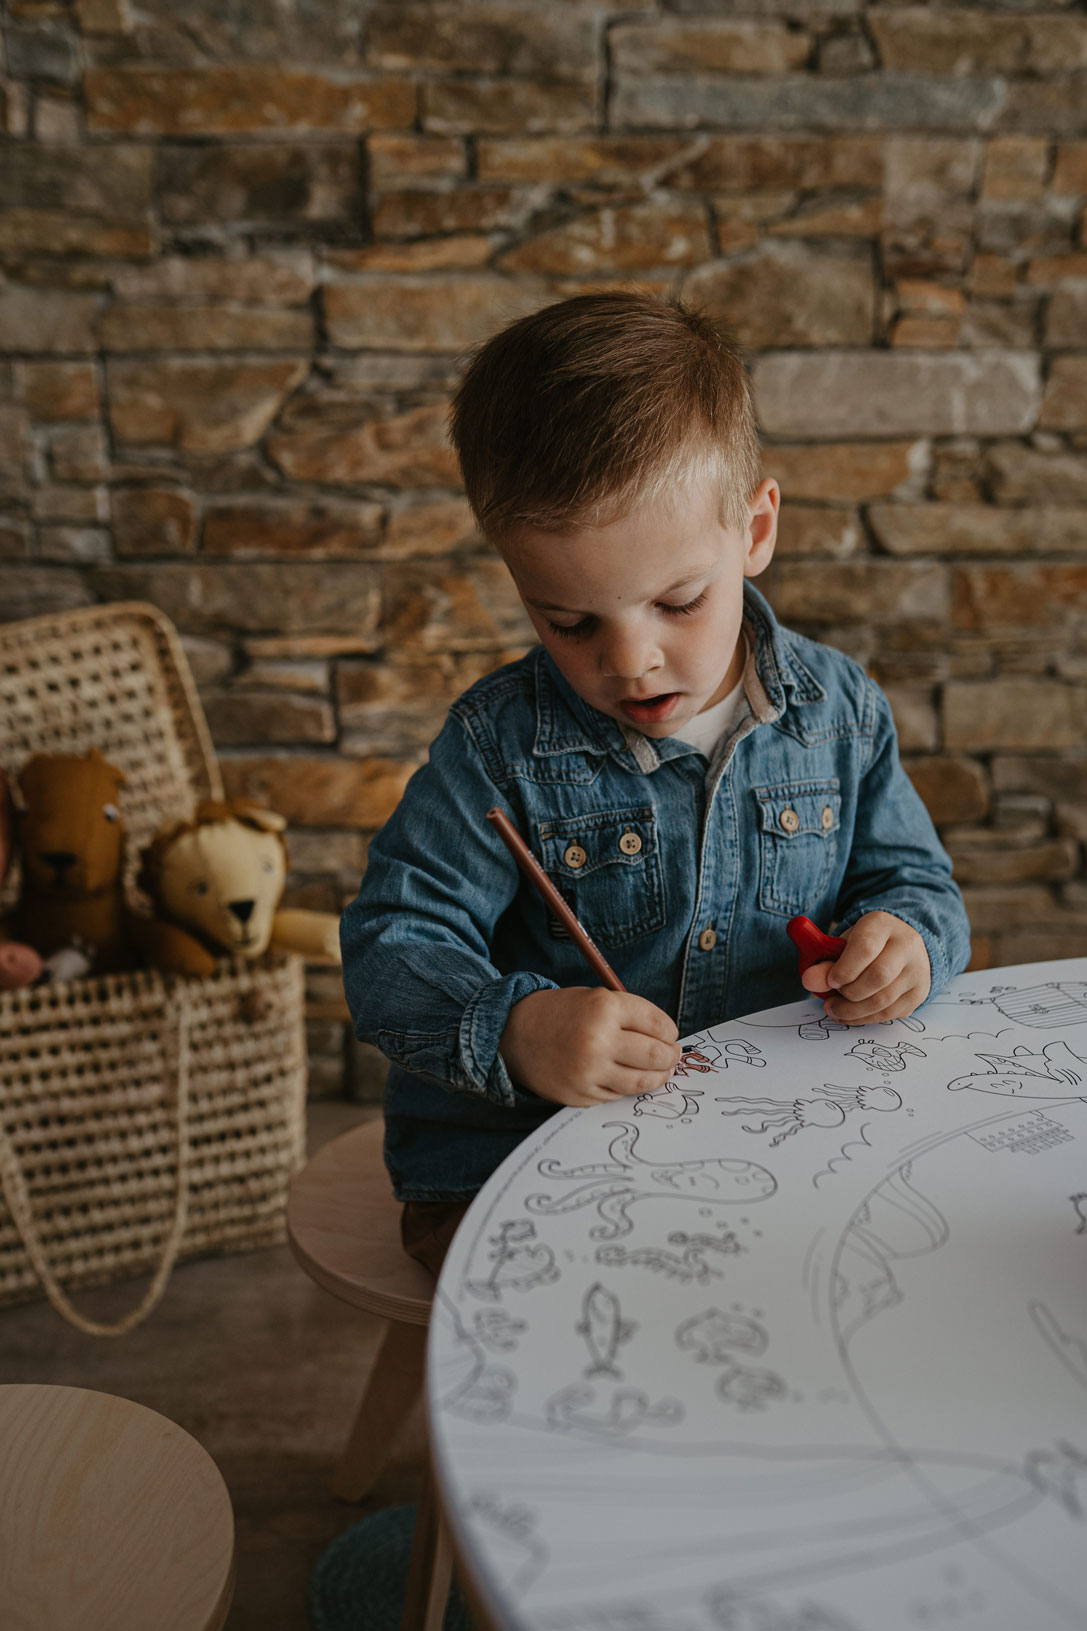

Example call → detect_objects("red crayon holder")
787 914 847 976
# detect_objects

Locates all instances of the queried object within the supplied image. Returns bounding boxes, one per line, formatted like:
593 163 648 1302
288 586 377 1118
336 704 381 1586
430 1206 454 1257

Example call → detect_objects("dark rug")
309 1503 476 1631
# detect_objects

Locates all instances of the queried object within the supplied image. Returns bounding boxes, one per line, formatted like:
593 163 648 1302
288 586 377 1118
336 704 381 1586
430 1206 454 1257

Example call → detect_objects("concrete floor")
0 1100 429 1631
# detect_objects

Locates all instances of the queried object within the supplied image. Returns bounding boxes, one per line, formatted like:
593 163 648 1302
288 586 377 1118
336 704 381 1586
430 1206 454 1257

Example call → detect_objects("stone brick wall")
2 1 1086 1097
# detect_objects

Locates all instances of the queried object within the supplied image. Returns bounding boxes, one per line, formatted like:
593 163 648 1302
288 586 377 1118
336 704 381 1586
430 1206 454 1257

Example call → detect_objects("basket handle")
0 990 192 1337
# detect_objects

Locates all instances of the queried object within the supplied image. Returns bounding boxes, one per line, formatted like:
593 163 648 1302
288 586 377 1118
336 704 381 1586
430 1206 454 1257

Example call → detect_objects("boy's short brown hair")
449 290 761 540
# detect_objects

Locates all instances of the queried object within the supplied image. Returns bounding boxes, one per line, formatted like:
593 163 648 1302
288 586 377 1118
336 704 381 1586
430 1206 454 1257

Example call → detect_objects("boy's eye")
658 589 709 617
546 617 596 640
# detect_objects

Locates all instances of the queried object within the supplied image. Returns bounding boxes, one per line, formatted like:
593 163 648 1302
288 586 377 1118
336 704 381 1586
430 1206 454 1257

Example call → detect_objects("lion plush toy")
5 749 132 975
136 798 341 977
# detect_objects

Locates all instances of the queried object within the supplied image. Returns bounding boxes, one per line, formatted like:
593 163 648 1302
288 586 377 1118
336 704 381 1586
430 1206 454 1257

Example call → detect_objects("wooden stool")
286 1118 455 1631
0 1383 235 1631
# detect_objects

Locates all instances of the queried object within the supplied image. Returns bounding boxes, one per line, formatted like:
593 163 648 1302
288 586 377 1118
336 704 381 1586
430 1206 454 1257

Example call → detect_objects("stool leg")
400 1442 454 1631
331 1318 426 1503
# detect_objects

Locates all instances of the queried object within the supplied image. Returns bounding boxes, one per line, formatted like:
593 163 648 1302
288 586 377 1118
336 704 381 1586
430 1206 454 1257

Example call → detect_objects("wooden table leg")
400 1440 454 1631
331 1318 426 1503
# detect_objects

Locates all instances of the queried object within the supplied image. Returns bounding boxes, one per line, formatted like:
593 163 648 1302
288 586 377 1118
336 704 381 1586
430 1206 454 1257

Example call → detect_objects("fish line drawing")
847 1040 925 1072
1073 1195 1087 1235
596 1227 743 1283
1028 1301 1087 1389
545 1383 683 1437
1024 1442 1087 1520
675 1308 786 1412
578 1282 635 1378
634 1081 705 1120
947 1041 1087 1100
465 1218 560 1302
716 1085 902 1146
525 1122 777 1240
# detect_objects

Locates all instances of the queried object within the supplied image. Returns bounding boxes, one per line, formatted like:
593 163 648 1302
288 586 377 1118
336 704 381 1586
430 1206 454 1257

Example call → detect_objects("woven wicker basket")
0 602 308 1334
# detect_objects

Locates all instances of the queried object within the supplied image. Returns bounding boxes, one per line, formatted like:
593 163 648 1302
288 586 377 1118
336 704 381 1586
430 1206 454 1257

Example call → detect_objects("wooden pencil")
485 806 627 993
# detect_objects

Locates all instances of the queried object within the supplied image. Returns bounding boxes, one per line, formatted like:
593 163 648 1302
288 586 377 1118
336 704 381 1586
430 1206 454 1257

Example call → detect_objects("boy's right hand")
499 987 681 1108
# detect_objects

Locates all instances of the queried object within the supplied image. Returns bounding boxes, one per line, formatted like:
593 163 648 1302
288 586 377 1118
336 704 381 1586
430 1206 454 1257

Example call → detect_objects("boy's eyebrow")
527 568 715 615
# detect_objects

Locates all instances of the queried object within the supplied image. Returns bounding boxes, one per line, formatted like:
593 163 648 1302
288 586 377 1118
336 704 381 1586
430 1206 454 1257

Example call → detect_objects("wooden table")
428 957 1087 1631
0 1384 235 1631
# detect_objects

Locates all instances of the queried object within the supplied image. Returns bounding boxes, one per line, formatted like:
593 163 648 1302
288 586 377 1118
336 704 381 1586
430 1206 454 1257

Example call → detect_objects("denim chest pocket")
754 780 841 917
536 806 665 948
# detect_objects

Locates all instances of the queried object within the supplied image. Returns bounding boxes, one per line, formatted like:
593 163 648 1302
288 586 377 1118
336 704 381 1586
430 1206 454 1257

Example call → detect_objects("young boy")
341 291 971 1276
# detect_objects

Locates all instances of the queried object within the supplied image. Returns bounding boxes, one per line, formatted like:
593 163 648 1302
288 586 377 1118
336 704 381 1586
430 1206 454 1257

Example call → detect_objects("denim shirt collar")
532 582 826 774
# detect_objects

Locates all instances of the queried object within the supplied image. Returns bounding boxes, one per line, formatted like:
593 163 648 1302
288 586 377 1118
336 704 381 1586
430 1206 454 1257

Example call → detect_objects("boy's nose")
599 630 662 682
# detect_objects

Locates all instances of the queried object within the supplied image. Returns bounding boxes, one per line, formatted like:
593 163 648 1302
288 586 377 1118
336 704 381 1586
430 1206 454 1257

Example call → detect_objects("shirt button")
698 927 717 952
618 831 642 856
563 842 587 869
779 807 800 833
821 804 834 831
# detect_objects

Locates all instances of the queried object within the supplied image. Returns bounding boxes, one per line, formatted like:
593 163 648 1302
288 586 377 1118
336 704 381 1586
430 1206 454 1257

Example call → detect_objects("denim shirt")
341 583 971 1202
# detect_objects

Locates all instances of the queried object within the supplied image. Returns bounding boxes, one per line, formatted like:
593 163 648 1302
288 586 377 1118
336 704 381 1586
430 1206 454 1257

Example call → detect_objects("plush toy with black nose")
6 748 132 974
136 798 341 977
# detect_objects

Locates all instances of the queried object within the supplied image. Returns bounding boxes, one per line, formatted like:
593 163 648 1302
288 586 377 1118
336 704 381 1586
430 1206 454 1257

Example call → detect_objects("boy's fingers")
826 969 914 1023
800 960 835 996
825 919 890 989
618 996 679 1045
614 1036 682 1074
605 1063 678 1097
831 945 905 1004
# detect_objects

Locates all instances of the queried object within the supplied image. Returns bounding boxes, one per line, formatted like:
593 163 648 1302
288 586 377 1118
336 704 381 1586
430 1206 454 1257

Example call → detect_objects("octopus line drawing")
596 1228 743 1283
716 1084 902 1146
577 1282 635 1378
947 1041 1087 1099
525 1122 777 1240
465 1218 559 1302
545 1383 683 1437
465 1492 549 1595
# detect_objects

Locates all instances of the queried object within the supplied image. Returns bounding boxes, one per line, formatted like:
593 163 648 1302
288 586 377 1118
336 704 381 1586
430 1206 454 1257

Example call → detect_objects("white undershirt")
673 673 747 759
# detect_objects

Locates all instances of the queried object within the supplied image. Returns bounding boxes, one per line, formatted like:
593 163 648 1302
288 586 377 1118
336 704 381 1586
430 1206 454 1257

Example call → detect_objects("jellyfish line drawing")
716 1084 901 1147
525 1122 776 1240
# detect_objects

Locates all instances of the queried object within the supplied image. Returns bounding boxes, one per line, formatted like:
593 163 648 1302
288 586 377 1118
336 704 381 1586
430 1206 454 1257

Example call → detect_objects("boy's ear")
744 477 779 579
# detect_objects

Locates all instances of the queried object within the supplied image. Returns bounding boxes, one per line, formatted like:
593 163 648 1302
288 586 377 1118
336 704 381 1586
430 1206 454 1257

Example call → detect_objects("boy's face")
499 474 779 739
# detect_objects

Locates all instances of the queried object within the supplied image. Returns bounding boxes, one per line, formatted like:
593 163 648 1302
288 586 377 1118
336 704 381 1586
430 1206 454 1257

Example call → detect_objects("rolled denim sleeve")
340 712 557 1106
833 680 971 998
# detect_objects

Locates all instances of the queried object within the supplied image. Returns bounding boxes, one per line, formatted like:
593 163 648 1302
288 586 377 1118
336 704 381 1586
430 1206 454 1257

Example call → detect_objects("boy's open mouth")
619 692 680 724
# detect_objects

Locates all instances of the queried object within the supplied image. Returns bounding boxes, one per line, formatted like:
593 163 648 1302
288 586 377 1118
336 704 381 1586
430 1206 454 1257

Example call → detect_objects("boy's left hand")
799 911 930 1025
